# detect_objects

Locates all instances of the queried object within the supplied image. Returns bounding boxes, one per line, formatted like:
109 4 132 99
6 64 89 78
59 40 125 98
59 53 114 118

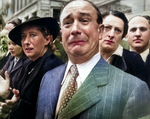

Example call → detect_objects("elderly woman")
99 11 149 83
0 16 64 119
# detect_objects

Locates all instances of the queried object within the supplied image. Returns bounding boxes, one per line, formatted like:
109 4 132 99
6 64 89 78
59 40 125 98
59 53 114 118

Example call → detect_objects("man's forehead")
60 1 96 21
129 17 149 27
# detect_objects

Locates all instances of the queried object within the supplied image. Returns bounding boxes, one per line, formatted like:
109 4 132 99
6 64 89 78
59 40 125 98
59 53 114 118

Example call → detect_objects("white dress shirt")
140 48 149 62
130 48 149 62
55 52 101 117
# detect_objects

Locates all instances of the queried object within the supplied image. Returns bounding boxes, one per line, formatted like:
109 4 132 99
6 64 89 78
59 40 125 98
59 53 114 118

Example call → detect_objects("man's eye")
64 21 71 25
81 19 89 23
130 28 137 32
140 27 147 31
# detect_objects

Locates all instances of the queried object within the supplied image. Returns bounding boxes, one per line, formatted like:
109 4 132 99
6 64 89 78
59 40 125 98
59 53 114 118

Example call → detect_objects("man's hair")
143 15 150 25
60 0 102 24
102 10 128 38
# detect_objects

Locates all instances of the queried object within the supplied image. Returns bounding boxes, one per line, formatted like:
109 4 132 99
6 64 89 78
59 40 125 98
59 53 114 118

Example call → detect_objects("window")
53 9 61 22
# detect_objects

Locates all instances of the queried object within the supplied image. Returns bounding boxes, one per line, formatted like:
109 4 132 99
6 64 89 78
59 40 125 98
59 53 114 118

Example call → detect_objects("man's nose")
135 28 141 36
70 21 81 35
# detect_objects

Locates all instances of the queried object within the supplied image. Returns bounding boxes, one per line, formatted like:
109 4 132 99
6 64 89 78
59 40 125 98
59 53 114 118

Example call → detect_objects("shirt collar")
106 45 123 63
61 52 101 85
140 48 149 62
14 57 20 62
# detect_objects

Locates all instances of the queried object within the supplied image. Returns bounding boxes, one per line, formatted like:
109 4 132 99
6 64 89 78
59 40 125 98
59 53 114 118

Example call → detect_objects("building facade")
0 0 150 30
0 0 70 30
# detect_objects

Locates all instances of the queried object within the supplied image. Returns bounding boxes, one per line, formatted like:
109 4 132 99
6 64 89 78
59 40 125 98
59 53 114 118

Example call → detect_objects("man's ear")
98 24 104 40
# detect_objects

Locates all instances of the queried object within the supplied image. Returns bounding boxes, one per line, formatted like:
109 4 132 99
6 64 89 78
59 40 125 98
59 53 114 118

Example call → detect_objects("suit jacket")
145 53 150 89
146 53 150 68
0 54 30 89
111 49 149 83
36 58 150 119
10 50 64 119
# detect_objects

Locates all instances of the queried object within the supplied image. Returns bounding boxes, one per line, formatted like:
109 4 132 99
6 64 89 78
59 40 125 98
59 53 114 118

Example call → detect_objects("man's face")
100 15 124 53
60 1 102 63
127 16 150 53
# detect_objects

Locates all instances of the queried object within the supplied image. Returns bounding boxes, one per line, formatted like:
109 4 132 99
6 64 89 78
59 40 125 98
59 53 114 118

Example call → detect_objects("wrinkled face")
100 15 124 53
60 1 102 63
8 40 23 57
21 25 50 61
127 16 150 53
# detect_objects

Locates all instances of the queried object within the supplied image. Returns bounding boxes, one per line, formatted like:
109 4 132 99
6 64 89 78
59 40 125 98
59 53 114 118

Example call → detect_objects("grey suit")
36 58 150 119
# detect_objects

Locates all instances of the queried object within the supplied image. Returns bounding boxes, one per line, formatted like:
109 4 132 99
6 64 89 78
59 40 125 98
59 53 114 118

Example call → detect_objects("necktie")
59 65 79 114
13 57 19 68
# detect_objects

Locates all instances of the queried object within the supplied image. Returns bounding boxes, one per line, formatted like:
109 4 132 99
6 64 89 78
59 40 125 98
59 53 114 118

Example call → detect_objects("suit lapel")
7 60 14 74
146 53 150 66
11 59 22 73
59 58 109 119
111 55 127 71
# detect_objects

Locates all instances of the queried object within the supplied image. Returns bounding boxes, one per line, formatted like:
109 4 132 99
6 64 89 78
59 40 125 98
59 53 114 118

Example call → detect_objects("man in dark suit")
36 0 150 119
127 15 150 66
127 15 150 88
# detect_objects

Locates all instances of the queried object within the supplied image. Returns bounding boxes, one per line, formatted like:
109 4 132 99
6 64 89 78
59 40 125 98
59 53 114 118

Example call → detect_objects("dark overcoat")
111 49 149 85
0 54 30 89
10 50 64 119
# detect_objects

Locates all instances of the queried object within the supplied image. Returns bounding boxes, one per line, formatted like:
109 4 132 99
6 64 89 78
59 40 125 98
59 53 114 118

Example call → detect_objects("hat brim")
9 17 60 46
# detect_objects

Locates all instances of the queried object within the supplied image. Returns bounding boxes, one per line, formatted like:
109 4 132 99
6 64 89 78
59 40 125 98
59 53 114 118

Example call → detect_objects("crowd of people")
0 0 150 119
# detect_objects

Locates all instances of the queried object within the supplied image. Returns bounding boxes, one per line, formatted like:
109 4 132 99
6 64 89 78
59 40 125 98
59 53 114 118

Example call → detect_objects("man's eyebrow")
129 27 136 29
130 26 147 29
80 12 91 17
63 14 72 21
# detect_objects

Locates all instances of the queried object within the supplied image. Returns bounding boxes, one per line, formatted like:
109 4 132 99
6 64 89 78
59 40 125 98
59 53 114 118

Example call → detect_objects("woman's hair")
37 25 56 52
102 10 128 38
